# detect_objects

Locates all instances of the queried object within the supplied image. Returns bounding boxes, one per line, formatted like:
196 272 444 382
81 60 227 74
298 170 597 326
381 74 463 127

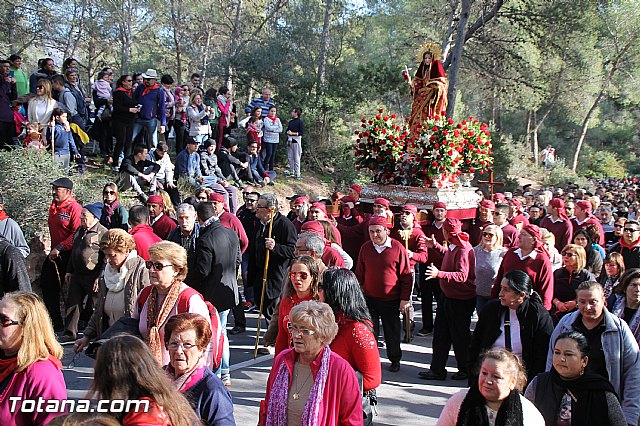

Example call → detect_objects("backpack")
137 286 224 370
64 87 88 121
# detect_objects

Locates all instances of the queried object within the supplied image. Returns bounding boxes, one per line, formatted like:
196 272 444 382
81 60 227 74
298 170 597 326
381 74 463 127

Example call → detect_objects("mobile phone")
136 104 142 109
9 70 14 78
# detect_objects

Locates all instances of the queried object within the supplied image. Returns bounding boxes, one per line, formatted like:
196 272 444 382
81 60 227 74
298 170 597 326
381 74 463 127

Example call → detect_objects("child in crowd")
246 115 263 151
24 122 46 150
92 70 113 118
12 102 25 141
47 108 79 172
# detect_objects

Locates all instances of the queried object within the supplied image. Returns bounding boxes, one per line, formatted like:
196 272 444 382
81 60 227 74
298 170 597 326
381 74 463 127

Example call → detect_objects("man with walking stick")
248 193 297 356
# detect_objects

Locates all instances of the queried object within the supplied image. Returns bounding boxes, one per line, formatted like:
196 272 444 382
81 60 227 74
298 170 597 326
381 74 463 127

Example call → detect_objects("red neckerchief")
266 115 278 124
0 210 8 221
619 236 640 250
141 83 160 97
0 356 17 383
48 195 76 216
115 87 132 96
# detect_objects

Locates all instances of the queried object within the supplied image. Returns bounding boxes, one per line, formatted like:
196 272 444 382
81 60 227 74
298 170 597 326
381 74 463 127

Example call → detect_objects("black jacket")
607 241 640 270
468 297 554 383
216 147 243 179
188 219 241 312
247 212 297 300
120 155 161 177
0 237 31 296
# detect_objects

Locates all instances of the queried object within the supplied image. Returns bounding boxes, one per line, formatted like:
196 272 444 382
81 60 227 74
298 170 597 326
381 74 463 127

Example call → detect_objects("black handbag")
84 316 141 359
356 371 377 425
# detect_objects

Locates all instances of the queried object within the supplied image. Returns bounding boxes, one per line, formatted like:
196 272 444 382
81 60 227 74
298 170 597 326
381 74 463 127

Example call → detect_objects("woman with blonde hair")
74 228 149 354
551 244 595 324
0 291 67 425
27 79 57 131
473 224 507 313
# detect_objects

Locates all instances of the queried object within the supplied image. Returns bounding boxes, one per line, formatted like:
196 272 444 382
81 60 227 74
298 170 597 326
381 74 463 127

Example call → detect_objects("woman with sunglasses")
0 292 66 425
260 300 362 426
473 224 507 313
27 79 57 135
74 229 149 354
275 256 323 355
133 241 213 366
99 182 129 231
111 74 140 171
551 244 595 324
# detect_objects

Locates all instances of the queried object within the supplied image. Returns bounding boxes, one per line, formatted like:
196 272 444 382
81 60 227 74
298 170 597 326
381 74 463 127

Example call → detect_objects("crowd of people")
0 56 305 183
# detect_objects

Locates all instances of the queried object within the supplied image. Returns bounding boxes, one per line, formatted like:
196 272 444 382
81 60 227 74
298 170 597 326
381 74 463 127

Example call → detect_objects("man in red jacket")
539 198 573 252
468 199 495 246
41 177 82 331
128 205 162 261
420 218 476 381
147 194 177 239
356 215 412 372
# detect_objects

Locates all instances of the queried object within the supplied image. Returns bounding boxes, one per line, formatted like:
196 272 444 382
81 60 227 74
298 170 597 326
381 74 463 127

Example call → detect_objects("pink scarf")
266 346 331 426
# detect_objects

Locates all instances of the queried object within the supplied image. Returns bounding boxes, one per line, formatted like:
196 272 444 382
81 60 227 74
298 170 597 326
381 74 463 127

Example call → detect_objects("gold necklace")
291 364 313 400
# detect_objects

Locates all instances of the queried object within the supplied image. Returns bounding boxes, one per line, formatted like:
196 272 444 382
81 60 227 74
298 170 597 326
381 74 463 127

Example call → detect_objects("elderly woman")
473 224 507 313
260 301 362 425
546 281 640 425
610 268 640 344
0 292 66 425
469 270 554 385
74 229 148 353
437 349 544 425
99 182 129 231
275 256 323 355
323 268 381 393
526 331 626 426
133 241 212 366
551 244 595 323
573 230 602 278
601 252 625 301
164 313 235 425
91 335 200 425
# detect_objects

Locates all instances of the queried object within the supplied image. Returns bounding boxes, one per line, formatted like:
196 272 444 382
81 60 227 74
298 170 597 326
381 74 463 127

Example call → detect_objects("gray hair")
299 232 325 257
289 301 338 345
176 203 196 216
260 193 279 210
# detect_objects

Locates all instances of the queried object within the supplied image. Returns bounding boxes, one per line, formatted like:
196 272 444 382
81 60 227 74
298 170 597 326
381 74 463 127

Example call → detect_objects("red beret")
293 196 309 205
300 220 325 237
311 202 328 215
147 195 163 205
402 204 418 215
444 218 463 234
549 198 565 209
341 196 355 204
480 200 495 210
374 198 390 209
493 193 506 201
433 201 447 210
350 184 362 194
576 200 592 213
509 198 523 208
368 215 389 228
208 192 225 203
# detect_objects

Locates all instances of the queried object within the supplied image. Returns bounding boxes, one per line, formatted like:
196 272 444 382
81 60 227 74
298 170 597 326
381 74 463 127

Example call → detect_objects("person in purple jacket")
0 291 67 425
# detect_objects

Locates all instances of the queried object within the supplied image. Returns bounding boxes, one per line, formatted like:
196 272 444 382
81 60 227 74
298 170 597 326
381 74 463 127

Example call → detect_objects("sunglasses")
287 323 315 336
125 79 133 82
103 190 116 195
0 313 20 327
561 252 576 258
36 86 44 89
401 211 413 215
290 271 309 280
624 228 640 233
145 261 173 271
482 232 495 237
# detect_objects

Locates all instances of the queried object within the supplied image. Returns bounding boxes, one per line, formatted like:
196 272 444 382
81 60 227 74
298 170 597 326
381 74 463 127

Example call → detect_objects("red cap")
208 193 225 203
402 204 418 215
493 193 506 201
549 198 565 209
300 220 325 237
433 201 447 210
147 195 163 205
368 216 389 228
350 184 362 194
576 200 592 213
374 198 390 209
293 196 309 205
444 218 463 234
311 202 328 216
341 196 355 204
480 200 495 210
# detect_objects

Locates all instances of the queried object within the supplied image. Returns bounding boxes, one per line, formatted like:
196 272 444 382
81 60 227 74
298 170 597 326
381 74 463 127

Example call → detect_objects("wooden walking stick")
398 230 413 343
254 206 276 358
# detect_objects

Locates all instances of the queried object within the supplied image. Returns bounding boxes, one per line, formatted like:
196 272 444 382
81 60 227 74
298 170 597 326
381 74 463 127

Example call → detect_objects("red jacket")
330 313 381 392
130 224 162 261
260 347 362 426
422 221 446 268
433 239 476 300
220 211 249 254
322 243 346 268
48 196 82 252
150 213 177 240
275 293 314 355
356 238 413 301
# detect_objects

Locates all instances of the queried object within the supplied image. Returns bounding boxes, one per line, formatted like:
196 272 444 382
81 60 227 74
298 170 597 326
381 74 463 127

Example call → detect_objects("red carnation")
368 120 373 125
434 143 440 149
381 129 387 134
468 132 475 137
376 114 381 120
447 118 454 124
454 130 460 137
360 118 366 123
431 161 438 167
470 168 475 172
378 108 384 113
361 123 366 128
443 130 448 136
384 116 389 121
391 113 397 119
430 136 436 142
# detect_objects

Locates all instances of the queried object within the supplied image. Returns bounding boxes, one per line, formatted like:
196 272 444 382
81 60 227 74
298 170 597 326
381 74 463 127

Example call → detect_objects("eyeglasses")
561 252 576 258
36 86 43 89
290 271 309 280
244 198 258 203
624 228 640 233
482 232 495 237
168 341 198 350
145 261 173 271
125 79 133 82
103 190 116 195
0 313 20 327
287 323 315 336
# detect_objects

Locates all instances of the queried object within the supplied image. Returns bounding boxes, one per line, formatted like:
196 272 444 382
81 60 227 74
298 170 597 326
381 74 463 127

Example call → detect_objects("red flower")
431 161 438 167
447 118 454 124
391 114 397 119
448 149 453 156
375 114 381 120
384 116 389 121
378 108 384 113
360 118 366 123
368 120 373 125
443 130 448 136
430 136 436 142
434 143 440 149
381 129 387 134
470 167 475 172
361 123 366 128
454 130 460 137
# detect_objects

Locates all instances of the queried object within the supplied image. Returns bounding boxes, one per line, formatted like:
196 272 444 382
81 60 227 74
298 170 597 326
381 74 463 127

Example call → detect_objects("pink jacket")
260 347 362 426
0 357 67 426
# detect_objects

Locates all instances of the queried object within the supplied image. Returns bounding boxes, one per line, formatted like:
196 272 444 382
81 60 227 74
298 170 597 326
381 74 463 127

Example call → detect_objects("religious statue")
407 42 448 143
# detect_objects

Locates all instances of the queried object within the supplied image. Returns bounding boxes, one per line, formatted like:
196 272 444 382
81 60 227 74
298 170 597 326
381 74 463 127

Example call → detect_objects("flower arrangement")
353 108 409 184
458 117 493 173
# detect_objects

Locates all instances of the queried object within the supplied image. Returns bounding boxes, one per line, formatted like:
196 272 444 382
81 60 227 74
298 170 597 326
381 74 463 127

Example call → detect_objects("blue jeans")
215 309 230 376
132 117 158 148
241 252 253 302
263 142 278 171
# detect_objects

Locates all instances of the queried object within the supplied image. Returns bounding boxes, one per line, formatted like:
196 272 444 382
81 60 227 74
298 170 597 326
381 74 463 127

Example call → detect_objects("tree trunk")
525 110 532 153
571 91 604 172
532 110 539 167
316 0 334 98
445 0 471 117
441 0 459 61
170 0 182 84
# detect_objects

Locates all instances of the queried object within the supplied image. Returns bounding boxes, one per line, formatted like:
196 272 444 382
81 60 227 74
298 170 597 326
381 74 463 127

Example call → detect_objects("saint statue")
407 42 448 143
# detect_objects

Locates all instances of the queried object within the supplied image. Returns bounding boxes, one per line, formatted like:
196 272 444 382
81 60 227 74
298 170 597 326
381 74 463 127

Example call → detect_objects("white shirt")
547 215 564 223
514 248 537 261
492 308 523 358
373 236 393 254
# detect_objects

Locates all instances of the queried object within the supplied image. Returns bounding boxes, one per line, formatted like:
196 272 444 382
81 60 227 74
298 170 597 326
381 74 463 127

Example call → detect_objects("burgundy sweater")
421 222 446 268
432 240 476 300
490 249 554 310
322 243 346 267
150 213 177 240
500 223 519 249
571 216 605 245
540 216 573 252
391 226 428 268
468 219 494 247
355 238 412 301
220 211 249 254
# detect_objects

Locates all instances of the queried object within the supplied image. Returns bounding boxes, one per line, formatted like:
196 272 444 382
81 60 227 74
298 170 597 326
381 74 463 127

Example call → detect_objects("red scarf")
48 195 77 216
0 354 61 384
266 115 279 124
619 236 640 250
141 83 160 97
0 210 8 221
115 86 133 96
